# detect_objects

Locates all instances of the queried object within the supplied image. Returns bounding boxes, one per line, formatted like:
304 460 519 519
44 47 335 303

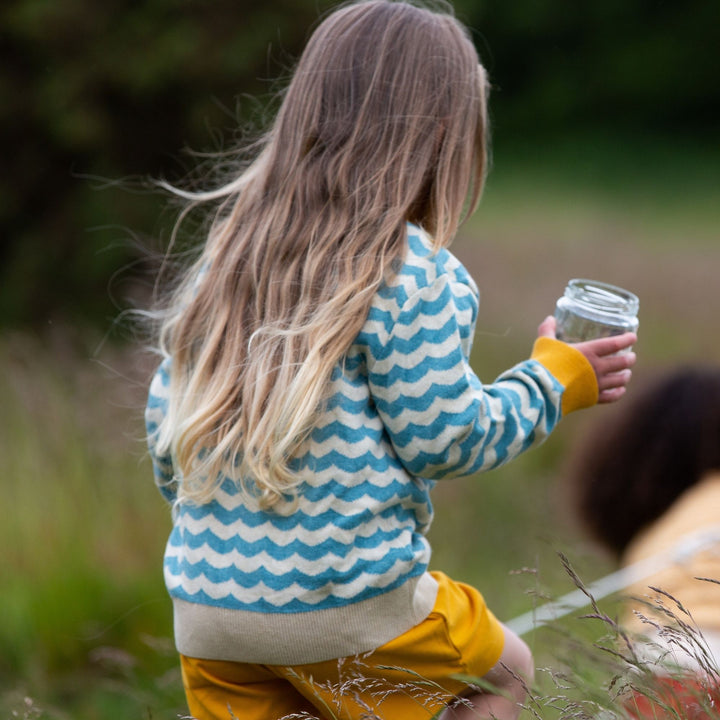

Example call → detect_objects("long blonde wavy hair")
153 0 490 508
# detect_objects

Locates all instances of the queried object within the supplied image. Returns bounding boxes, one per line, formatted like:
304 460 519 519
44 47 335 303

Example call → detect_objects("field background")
2 132 718 719
2 0 719 715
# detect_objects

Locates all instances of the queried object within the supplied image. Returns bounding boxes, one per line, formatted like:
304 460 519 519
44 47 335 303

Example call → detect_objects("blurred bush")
464 0 719 134
1 0 717 328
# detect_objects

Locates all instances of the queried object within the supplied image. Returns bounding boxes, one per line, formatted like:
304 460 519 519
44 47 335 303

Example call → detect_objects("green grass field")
2 134 718 719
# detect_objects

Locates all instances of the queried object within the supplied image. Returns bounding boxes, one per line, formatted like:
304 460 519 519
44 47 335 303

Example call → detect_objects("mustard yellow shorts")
180 571 505 720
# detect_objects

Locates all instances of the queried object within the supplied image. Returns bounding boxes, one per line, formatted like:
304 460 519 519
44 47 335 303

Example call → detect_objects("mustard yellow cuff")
531 336 598 415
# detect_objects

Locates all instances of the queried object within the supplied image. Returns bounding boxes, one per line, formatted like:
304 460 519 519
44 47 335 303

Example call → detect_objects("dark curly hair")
568 366 720 559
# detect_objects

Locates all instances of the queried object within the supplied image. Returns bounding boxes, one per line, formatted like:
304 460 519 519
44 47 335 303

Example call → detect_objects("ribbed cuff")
531 336 598 415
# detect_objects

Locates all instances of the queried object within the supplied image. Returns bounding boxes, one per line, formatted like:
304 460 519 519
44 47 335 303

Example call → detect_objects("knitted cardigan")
145 224 597 664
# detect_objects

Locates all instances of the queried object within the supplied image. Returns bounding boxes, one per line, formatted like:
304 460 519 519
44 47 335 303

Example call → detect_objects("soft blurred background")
1 0 718 717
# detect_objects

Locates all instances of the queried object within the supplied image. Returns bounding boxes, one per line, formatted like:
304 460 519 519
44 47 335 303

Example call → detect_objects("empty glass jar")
554 279 639 344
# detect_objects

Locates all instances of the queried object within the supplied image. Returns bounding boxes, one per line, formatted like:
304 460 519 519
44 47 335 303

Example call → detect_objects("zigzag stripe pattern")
145 223 563 614
166 562 426 613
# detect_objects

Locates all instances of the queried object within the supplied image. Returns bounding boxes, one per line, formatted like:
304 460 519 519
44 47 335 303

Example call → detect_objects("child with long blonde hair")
145 2 637 718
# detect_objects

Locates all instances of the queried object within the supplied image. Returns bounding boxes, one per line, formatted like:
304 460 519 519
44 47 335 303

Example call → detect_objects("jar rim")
565 278 639 315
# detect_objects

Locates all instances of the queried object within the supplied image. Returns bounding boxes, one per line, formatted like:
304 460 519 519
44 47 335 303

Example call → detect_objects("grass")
276 555 720 720
2 132 719 718
0 330 186 719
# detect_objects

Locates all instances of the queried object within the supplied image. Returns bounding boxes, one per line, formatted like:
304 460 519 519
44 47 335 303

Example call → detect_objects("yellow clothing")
180 571 505 720
621 473 720 635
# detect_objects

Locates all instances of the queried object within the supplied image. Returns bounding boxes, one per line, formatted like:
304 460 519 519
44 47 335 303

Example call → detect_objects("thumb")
537 315 557 339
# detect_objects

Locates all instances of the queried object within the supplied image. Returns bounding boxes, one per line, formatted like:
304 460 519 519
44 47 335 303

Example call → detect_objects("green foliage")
456 0 720 135
0 0 335 327
0 331 186 717
1 0 719 327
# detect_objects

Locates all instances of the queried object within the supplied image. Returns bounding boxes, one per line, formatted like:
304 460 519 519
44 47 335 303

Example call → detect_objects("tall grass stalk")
280 558 720 720
525 559 720 720
0 331 186 718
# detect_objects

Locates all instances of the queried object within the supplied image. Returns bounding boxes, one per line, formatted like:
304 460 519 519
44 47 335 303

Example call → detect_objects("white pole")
505 527 720 637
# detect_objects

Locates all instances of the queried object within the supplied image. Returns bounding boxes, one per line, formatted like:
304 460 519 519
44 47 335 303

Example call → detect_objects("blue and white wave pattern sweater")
146 225 573 664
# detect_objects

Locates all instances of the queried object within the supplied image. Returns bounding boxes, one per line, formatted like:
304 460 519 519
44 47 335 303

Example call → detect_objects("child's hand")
538 316 637 404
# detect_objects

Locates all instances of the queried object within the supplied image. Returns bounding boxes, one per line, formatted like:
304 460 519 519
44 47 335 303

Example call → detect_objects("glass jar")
554 279 639 344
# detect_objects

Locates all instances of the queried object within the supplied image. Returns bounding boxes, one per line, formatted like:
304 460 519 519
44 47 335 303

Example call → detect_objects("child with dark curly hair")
569 366 720 717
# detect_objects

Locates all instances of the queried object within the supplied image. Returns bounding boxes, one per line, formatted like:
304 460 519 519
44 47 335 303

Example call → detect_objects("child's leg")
180 654 321 720
438 624 534 720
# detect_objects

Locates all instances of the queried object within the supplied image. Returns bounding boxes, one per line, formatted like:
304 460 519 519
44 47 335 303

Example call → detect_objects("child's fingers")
599 350 637 374
598 385 628 404
578 332 637 357
597 368 633 403
566 332 637 405
599 368 633 390
537 315 557 338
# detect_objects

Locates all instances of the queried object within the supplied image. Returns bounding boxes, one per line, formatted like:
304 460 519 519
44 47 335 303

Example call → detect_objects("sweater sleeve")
145 358 178 504
530 336 598 414
365 274 592 480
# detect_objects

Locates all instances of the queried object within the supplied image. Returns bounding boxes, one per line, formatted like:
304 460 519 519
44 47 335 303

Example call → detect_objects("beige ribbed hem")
173 572 439 665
